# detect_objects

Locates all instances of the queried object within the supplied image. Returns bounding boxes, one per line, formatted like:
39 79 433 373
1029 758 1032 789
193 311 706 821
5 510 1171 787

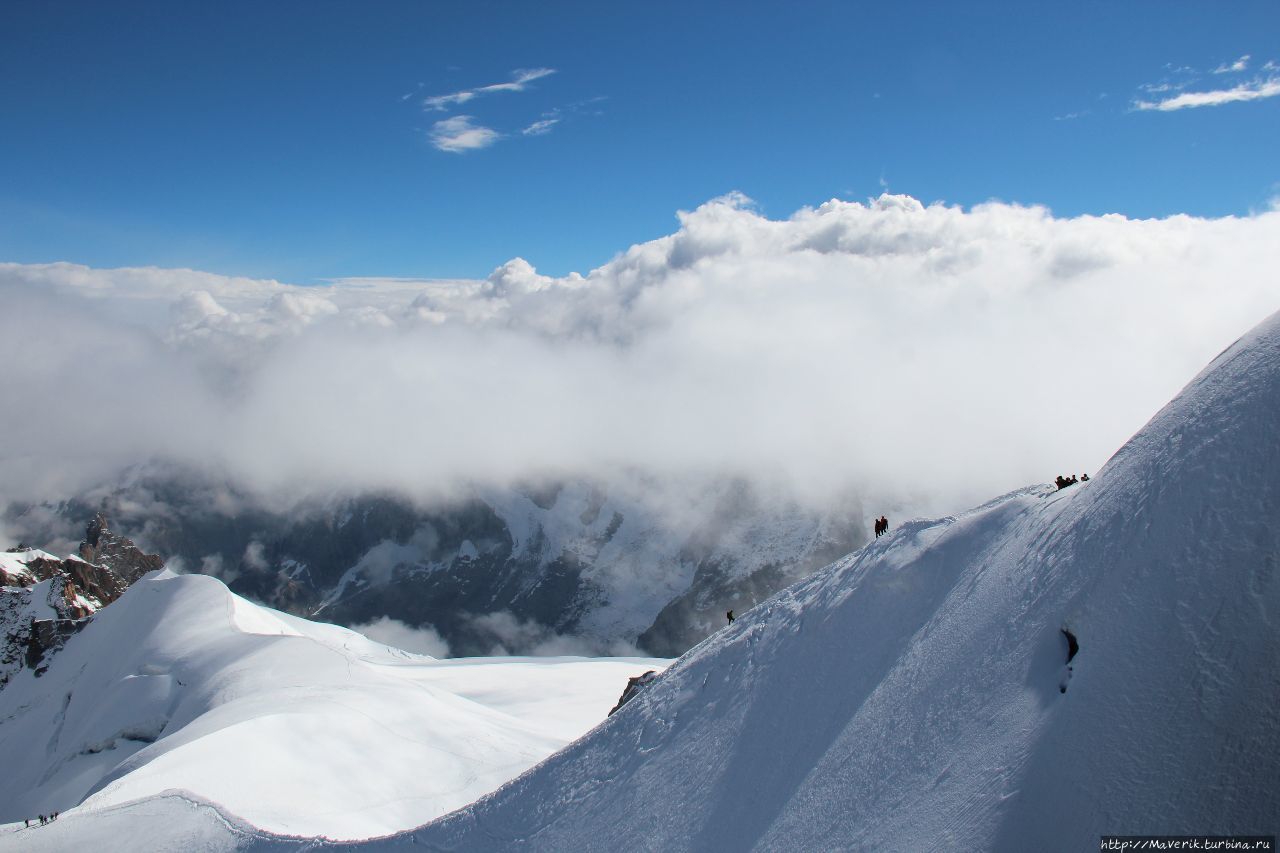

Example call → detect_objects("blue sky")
2 1 1278 282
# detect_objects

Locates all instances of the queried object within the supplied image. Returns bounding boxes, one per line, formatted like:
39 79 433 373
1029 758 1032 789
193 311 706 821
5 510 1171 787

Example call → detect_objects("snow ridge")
0 571 665 845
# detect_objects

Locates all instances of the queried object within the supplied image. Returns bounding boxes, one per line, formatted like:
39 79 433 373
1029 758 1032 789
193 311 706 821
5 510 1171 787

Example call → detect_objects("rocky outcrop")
25 615 90 674
609 669 660 716
1 515 163 689
63 556 132 610
79 511 165 585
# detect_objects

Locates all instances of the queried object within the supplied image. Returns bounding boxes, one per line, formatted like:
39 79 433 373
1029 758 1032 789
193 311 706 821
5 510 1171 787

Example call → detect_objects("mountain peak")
76 511 163 585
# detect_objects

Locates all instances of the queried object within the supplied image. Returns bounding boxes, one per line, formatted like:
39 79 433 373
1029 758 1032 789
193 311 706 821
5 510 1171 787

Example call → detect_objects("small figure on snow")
726 610 735 625
1080 473 1090 481
874 515 889 537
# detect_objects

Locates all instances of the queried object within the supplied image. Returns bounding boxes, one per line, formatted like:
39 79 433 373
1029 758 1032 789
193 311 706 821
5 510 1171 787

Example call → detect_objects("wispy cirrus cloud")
1130 54 1279 112
1134 76 1280 111
522 113 561 136
423 68 556 112
521 97 607 137
1213 54 1250 74
428 115 500 153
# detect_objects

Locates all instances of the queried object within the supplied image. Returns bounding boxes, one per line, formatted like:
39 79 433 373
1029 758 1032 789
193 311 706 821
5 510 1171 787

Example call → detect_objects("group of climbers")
25 812 59 828
1055 473 1090 490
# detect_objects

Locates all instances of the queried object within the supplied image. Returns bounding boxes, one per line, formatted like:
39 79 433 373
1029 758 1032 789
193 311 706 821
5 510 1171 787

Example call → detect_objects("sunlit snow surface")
0 572 665 843
4 308 1280 851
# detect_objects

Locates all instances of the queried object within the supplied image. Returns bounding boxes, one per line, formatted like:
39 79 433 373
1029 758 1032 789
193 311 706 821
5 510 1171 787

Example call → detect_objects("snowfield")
0 572 666 843
4 306 1279 851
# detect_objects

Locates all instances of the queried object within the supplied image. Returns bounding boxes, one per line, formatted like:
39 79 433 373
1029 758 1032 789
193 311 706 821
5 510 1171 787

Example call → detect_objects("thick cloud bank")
2 194 1277 517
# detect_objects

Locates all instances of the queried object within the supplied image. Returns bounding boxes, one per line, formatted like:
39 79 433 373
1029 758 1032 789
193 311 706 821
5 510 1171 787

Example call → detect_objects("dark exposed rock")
1062 627 1079 663
63 558 131 610
609 669 659 716
0 594 31 689
25 617 90 675
78 511 165 584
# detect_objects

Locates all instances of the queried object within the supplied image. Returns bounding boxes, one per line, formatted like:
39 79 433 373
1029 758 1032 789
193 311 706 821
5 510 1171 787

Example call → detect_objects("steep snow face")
352 307 1272 851
0 570 666 842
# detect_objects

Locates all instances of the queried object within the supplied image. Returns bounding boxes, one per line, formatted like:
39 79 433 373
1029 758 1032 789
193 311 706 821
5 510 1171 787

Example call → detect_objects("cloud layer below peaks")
3 193 1278 516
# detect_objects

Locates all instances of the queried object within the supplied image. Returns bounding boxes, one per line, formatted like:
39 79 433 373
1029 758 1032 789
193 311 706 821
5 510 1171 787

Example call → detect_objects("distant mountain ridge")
8 478 864 657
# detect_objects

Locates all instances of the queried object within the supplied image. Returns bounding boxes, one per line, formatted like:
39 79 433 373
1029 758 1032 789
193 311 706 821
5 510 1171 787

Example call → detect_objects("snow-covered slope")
399 309 1280 850
6 306 1278 851
0 570 665 843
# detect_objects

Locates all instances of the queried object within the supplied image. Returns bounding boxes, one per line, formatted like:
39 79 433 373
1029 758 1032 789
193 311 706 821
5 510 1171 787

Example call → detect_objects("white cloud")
522 116 560 136
428 115 500 152
465 610 642 657
352 616 451 658
1135 76 1280 111
422 68 555 112
348 528 440 586
243 540 269 571
1213 54 1250 74
1133 54 1279 111
1 196 1278 521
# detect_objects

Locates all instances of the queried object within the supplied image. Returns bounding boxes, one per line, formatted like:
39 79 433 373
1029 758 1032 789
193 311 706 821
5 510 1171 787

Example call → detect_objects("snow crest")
0 572 666 844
